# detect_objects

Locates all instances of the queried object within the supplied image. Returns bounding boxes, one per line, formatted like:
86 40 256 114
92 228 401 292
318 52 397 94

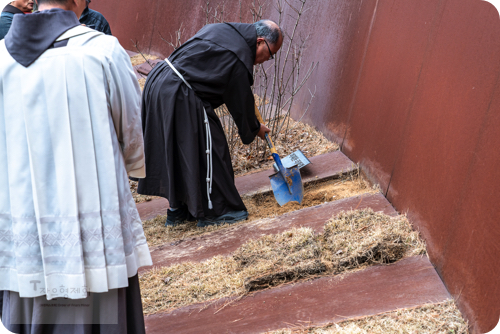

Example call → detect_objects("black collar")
79 6 89 20
2 4 24 15
5 8 80 67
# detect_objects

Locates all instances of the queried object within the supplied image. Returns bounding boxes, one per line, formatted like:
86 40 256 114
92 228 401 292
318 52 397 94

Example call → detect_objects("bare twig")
131 39 154 68
158 23 185 53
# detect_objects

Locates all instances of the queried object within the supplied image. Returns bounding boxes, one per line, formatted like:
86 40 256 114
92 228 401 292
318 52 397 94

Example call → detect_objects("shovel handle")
255 105 292 192
254 104 278 154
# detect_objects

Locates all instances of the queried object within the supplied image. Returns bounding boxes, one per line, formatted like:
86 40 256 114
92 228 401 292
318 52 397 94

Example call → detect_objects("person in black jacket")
79 0 111 35
0 0 33 40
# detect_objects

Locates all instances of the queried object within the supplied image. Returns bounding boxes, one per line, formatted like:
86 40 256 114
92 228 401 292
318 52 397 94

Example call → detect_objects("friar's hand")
257 123 271 140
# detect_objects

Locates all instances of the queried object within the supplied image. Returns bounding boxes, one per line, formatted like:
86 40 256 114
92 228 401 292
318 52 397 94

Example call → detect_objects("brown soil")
243 173 375 222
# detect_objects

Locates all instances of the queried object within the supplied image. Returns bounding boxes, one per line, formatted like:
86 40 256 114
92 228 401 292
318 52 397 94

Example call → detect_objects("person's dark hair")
253 20 282 45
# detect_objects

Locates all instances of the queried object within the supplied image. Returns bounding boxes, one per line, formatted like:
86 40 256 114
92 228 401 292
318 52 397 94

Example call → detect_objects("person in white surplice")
0 0 152 332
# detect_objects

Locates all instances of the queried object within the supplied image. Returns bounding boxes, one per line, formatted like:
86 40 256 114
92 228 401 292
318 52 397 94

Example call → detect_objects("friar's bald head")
253 19 283 65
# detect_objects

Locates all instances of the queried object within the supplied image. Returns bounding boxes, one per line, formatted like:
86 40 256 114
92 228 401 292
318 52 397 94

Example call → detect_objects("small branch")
131 39 154 68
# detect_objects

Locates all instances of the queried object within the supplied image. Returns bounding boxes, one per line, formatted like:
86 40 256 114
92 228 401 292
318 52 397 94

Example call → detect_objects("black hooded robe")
138 23 261 219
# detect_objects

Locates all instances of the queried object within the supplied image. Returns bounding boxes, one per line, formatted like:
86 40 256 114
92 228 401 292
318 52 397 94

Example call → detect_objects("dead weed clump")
321 210 426 273
140 210 426 315
138 77 146 91
234 228 325 291
269 300 468 334
231 116 339 176
141 255 241 315
141 227 319 314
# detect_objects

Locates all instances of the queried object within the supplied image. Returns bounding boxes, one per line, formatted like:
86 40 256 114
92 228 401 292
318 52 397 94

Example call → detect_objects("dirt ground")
243 172 376 222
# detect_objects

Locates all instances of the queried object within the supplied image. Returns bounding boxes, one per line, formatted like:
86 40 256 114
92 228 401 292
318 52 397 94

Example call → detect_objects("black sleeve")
0 13 14 40
222 63 261 145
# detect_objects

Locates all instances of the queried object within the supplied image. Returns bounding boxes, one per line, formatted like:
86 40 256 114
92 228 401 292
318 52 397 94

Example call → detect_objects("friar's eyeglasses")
264 40 274 60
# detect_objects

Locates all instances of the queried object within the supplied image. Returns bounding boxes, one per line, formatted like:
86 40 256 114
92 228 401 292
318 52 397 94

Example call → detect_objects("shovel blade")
269 165 304 206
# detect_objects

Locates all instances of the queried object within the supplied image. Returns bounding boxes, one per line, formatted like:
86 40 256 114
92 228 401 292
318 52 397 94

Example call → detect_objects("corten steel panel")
387 0 500 259
341 0 444 192
91 0 159 54
439 76 500 333
287 0 380 144
149 0 258 57
384 2 500 332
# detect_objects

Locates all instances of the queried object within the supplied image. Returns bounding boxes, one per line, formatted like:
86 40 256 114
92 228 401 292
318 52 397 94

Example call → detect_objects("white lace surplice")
0 27 152 299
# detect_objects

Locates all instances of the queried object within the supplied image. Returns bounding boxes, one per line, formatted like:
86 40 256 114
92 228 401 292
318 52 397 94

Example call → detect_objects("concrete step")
144 256 449 334
136 151 356 221
139 193 393 274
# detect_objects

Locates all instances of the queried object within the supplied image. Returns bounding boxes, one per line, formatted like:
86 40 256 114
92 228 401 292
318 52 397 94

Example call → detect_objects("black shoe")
165 205 195 226
197 210 248 227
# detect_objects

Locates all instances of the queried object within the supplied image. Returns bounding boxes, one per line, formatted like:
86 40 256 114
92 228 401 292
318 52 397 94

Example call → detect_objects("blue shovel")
255 106 304 206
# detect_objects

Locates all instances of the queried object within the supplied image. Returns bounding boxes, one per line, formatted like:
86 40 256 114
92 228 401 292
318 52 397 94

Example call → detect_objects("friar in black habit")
138 19 283 227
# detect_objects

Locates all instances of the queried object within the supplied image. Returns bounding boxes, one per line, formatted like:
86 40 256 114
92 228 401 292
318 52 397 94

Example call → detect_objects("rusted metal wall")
93 0 499 332
336 1 500 333
91 0 257 57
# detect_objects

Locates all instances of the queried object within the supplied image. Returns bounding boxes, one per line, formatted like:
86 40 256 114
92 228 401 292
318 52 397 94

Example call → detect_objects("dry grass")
142 214 232 249
141 227 319 315
321 210 426 272
142 173 374 247
140 209 425 315
129 180 160 204
130 54 158 67
230 116 339 176
138 77 146 91
269 300 468 334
